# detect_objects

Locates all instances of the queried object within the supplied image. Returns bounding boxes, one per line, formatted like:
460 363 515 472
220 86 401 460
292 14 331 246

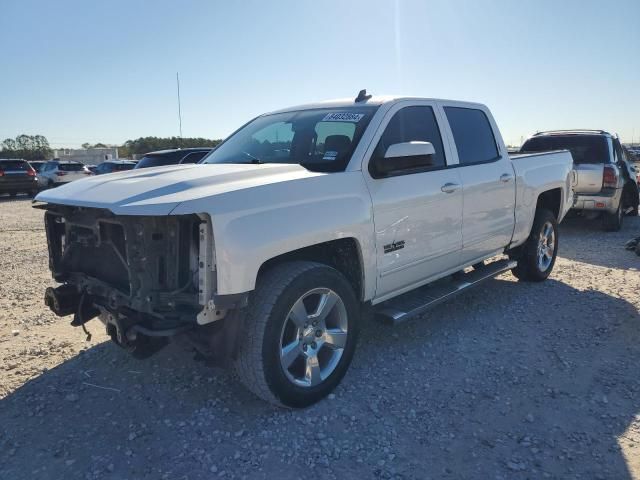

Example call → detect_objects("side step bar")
374 258 517 325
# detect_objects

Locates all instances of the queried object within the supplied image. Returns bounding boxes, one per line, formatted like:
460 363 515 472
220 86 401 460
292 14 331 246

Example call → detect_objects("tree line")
1 135 223 160
0 135 53 160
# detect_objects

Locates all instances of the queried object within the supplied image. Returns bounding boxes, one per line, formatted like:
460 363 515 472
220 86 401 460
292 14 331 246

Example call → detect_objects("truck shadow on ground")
1 278 639 479
558 214 640 269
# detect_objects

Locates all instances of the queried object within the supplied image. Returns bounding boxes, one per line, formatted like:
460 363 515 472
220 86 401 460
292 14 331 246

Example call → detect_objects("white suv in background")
38 160 92 189
520 130 639 231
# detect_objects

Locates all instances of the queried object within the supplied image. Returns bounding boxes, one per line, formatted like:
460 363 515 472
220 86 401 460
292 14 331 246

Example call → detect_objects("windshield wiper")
242 152 264 164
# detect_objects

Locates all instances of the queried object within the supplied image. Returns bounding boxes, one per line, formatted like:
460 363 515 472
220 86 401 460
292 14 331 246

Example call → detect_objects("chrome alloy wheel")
537 221 555 271
279 288 348 388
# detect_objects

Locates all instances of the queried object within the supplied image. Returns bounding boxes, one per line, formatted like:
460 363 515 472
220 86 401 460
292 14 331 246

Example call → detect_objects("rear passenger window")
444 107 499 165
372 105 446 174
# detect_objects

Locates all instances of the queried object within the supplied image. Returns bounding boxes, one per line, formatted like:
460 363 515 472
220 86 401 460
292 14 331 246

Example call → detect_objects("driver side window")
370 106 446 177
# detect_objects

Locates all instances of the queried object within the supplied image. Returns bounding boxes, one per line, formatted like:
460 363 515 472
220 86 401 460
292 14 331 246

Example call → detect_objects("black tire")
510 208 558 282
233 261 360 408
602 202 623 231
623 184 639 216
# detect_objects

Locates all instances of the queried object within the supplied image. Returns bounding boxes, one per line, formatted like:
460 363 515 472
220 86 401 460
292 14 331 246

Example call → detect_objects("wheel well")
536 188 562 220
257 238 364 300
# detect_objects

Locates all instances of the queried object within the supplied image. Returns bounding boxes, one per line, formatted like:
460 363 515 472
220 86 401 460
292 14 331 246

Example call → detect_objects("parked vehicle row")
37 94 574 407
1 148 216 197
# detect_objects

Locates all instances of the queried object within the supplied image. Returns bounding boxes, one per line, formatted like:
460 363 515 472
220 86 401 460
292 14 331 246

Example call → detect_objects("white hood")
36 163 324 215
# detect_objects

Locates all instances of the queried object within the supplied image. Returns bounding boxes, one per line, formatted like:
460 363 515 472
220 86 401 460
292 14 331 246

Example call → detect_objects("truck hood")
35 163 324 215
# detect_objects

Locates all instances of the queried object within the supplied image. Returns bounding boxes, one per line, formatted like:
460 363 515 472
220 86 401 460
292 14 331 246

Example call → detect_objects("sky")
1 0 639 148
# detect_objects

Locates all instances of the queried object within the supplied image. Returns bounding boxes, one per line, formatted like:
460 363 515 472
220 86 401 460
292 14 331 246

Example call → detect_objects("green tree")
0 134 52 160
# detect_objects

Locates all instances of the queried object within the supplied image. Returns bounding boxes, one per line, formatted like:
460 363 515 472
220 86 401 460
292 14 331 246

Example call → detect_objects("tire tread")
233 261 328 407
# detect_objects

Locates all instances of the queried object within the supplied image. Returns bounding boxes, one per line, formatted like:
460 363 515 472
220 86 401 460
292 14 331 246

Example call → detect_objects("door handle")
441 182 461 194
500 173 513 183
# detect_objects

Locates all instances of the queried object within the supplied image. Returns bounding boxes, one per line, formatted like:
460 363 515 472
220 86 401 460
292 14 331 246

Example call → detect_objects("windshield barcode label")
322 112 365 123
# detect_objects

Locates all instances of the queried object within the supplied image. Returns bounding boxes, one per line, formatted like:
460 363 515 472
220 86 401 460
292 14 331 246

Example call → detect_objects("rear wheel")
510 208 558 282
602 202 623 231
233 261 360 408
623 184 639 216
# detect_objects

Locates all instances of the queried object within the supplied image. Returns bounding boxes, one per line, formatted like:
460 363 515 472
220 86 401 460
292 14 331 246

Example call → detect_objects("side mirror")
374 141 436 176
385 141 435 159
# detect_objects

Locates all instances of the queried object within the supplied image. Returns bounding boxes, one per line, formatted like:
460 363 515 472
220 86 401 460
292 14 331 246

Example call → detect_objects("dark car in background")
93 160 137 175
0 159 38 197
133 148 212 169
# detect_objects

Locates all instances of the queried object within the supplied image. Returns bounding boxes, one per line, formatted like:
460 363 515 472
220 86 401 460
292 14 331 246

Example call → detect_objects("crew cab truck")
36 93 574 408
521 130 639 231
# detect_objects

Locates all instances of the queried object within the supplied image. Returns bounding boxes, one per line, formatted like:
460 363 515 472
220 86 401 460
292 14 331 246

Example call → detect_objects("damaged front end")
40 204 235 359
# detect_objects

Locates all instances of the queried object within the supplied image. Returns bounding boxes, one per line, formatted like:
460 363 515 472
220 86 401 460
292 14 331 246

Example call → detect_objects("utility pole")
176 72 183 139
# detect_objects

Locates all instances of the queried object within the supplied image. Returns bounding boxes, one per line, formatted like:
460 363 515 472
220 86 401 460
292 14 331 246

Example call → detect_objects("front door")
364 103 464 301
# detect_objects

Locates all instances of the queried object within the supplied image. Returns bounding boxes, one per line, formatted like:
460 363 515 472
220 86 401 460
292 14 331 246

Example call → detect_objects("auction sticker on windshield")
322 112 365 122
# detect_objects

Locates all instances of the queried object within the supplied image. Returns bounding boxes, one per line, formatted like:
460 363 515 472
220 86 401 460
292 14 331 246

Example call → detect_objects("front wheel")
510 208 558 282
233 261 360 408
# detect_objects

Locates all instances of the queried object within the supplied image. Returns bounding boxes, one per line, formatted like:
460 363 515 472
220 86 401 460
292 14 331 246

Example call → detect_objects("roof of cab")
265 95 487 115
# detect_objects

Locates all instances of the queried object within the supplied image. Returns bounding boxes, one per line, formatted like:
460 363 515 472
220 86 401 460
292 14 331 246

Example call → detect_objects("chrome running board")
374 258 517 325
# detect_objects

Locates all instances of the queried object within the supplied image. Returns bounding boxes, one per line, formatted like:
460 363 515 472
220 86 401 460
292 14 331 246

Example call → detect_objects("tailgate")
574 163 603 194
0 169 32 187
63 171 89 181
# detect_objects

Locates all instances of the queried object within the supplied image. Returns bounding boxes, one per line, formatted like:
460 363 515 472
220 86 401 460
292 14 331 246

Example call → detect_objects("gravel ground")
1 195 639 479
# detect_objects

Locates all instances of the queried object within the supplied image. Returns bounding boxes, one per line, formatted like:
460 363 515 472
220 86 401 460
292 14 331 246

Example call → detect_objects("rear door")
363 101 463 300
439 104 515 263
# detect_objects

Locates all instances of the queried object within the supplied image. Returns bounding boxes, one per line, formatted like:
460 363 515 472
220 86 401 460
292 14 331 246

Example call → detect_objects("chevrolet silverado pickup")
36 93 574 407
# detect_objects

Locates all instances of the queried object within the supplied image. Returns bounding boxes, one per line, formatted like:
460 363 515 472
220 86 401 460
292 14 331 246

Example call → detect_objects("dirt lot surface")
1 196 639 479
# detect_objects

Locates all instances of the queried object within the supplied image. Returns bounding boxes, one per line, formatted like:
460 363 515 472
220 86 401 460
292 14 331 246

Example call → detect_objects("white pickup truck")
36 93 574 407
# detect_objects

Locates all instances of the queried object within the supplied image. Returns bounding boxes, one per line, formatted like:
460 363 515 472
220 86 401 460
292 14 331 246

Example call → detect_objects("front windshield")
202 107 379 172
